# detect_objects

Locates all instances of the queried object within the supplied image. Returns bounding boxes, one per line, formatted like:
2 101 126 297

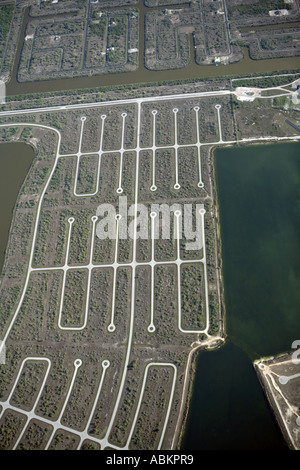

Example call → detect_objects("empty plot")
129 365 176 450
10 272 49 342
93 236 115 265
32 210 56 268
89 267 114 335
156 19 178 61
68 211 94 266
60 361 103 432
154 212 176 262
80 115 103 153
197 106 219 143
80 439 101 450
176 106 197 146
108 372 140 448
87 350 126 440
134 265 152 339
180 262 206 331
155 148 176 196
177 146 200 194
155 107 174 147
75 154 99 195
138 150 153 200
113 267 132 342
140 104 154 148
154 264 179 344
97 152 120 202
180 202 204 260
117 237 133 264
29 49 63 75
35 354 75 422
9 360 49 412
123 109 138 149
15 419 53 450
102 112 124 151
136 207 151 262
48 429 81 450
60 269 89 329
0 410 27 450
119 151 136 200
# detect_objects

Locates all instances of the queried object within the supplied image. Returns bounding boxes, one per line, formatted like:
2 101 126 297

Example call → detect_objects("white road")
0 83 299 450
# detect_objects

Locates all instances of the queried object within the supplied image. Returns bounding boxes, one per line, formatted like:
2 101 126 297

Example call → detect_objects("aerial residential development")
0 0 299 452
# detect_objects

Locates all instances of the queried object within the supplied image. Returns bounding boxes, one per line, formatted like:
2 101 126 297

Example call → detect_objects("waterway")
182 141 300 450
0 142 35 276
1 0 300 451
5 0 300 97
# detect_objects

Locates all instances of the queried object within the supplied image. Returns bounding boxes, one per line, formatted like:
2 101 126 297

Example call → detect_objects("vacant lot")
0 90 232 449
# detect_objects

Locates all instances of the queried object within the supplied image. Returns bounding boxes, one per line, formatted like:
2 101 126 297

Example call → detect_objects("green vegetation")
272 95 288 108
61 269 88 327
232 73 300 89
228 0 292 17
110 375 138 446
181 263 206 330
17 7 138 82
130 366 174 450
0 91 230 448
89 19 106 37
17 420 52 450
0 4 14 68
81 440 100 450
0 286 21 336
145 0 190 6
10 361 47 411
0 411 25 450
77 154 98 194
49 430 80 450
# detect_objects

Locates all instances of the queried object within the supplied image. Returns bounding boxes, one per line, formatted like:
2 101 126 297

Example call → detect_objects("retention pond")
182 141 300 450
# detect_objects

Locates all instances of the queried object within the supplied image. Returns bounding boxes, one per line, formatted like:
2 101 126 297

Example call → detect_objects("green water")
217 142 300 359
0 142 35 276
182 142 300 450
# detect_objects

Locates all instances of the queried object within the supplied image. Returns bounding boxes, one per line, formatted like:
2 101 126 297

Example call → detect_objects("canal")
0 142 35 277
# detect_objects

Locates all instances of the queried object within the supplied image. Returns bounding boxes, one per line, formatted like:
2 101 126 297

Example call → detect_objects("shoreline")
0 141 36 285
174 336 226 450
253 352 300 450
175 139 300 451
0 85 299 450
174 144 227 450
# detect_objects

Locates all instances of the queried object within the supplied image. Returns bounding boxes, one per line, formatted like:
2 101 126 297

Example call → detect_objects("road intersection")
0 82 299 449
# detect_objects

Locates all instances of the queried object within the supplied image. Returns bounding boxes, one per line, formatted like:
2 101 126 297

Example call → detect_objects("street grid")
0 85 299 450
